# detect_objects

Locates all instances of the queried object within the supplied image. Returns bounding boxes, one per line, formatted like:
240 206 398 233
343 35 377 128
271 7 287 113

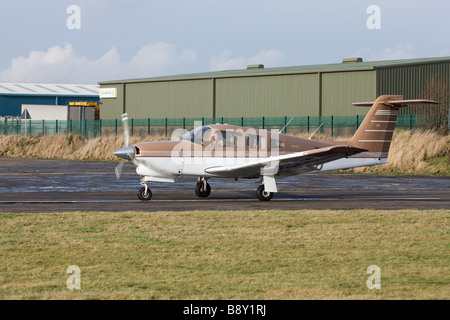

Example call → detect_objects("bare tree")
417 74 449 134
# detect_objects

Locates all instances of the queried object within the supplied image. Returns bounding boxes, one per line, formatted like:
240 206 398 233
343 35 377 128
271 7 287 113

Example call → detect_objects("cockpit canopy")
179 126 213 144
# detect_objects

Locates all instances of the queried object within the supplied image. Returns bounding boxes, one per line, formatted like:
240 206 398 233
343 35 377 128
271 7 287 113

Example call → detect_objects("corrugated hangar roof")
99 56 450 84
0 83 99 96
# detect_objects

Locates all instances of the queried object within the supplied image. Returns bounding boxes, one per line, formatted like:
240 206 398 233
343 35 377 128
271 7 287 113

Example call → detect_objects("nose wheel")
138 185 152 201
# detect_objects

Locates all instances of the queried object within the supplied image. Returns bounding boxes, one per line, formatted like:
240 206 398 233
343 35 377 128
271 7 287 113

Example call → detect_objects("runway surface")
0 158 448 212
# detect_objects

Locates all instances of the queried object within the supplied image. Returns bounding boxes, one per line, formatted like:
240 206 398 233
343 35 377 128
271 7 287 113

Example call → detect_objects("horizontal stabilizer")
353 99 439 107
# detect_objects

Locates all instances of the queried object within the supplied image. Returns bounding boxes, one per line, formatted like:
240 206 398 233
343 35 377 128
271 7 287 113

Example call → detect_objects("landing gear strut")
256 184 273 201
195 177 211 198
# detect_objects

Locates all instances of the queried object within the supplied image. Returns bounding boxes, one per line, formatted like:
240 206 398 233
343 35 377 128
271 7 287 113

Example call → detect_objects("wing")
204 145 367 178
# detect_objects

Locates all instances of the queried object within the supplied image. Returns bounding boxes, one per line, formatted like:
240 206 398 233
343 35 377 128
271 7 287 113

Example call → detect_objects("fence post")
307 116 310 133
356 115 360 129
262 116 265 129
115 119 118 136
131 118 134 136
183 117 186 130
284 116 287 133
147 118 150 136
331 115 334 137
409 114 413 130
241 117 244 127
42 120 45 136
165 118 168 137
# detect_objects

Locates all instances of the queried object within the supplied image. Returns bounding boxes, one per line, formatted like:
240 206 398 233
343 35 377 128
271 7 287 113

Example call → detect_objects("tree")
417 74 449 134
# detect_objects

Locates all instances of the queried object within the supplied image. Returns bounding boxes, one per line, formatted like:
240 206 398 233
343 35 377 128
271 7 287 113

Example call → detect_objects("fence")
0 114 425 138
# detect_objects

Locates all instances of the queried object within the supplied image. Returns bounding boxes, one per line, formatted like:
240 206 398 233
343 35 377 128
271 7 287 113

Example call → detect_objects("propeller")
114 113 135 180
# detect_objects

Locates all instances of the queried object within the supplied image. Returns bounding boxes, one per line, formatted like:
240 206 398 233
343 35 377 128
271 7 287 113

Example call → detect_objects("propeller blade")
121 113 130 147
115 113 133 180
115 160 125 180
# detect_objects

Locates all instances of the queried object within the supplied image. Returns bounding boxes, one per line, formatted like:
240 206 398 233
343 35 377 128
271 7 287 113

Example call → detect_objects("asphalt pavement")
0 158 448 212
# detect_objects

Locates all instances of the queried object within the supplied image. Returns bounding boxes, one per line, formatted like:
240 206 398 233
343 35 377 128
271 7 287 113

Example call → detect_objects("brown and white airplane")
114 95 438 201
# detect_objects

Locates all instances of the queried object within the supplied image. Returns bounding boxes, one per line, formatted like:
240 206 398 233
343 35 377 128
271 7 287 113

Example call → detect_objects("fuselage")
125 124 381 180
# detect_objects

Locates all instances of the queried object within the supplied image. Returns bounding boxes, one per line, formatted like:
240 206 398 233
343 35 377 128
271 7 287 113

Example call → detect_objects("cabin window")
270 138 285 149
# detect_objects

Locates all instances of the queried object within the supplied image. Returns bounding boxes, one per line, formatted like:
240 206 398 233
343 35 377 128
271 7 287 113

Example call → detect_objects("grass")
0 209 448 300
0 129 448 175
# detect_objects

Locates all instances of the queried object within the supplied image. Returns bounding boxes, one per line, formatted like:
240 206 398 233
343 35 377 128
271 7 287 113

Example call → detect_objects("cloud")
353 43 416 61
437 48 450 57
0 42 198 83
209 49 285 71
128 42 197 78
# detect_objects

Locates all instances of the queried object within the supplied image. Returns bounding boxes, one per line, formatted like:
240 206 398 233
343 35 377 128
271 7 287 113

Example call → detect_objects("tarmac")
0 158 448 213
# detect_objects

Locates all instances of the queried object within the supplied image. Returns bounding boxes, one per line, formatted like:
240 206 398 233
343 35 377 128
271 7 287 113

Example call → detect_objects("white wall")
21 104 68 120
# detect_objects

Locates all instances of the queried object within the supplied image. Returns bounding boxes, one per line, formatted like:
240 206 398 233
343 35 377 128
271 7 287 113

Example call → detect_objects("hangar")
0 83 100 118
99 56 450 120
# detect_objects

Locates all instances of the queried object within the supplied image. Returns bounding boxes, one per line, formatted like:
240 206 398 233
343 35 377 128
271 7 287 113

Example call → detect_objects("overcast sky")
0 0 449 84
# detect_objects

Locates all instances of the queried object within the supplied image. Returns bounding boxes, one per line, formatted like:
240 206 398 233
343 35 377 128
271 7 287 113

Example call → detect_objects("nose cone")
114 145 135 160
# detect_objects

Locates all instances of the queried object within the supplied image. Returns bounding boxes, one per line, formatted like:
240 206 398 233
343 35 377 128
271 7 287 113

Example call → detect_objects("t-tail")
349 95 439 161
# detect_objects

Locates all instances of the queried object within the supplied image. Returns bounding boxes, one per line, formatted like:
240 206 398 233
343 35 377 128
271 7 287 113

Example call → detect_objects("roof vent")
342 57 363 64
247 64 264 70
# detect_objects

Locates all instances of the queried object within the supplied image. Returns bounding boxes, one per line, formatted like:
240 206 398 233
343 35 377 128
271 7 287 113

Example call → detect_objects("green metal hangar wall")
98 56 450 120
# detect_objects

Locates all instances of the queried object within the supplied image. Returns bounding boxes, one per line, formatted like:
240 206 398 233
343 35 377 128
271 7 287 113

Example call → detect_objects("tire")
138 187 152 201
256 185 273 201
195 182 211 198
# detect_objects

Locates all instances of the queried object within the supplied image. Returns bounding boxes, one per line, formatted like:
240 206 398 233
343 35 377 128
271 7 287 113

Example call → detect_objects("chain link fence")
0 114 425 138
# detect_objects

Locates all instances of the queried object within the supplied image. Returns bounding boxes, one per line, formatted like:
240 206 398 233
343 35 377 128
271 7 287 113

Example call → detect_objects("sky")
0 0 449 84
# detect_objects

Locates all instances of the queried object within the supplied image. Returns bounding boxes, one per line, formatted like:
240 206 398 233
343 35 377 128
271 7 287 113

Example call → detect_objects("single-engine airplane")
114 95 438 201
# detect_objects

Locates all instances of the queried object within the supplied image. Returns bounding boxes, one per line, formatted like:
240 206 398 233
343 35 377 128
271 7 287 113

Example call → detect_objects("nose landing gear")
138 182 152 201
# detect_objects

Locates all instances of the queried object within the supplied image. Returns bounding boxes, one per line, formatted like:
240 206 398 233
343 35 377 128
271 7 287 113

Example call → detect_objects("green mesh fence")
0 115 425 138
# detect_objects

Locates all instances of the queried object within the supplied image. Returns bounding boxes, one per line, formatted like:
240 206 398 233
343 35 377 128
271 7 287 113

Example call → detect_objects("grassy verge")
0 209 448 300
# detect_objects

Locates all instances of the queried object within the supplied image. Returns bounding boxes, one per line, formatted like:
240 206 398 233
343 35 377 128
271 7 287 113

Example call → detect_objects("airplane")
114 95 438 201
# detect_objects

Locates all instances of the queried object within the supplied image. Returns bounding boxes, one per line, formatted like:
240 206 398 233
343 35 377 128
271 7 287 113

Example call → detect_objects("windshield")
179 126 212 145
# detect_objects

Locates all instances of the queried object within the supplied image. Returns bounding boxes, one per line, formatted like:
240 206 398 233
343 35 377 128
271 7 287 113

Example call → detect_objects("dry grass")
351 130 450 175
0 209 448 300
0 130 448 175
0 134 162 161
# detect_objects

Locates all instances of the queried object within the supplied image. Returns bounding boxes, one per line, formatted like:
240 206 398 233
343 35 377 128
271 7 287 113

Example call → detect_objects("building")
98 56 450 120
0 83 100 118
20 102 98 121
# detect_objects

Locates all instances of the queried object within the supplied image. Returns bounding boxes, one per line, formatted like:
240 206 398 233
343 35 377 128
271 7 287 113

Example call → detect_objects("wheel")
256 185 273 201
138 187 152 201
195 182 211 197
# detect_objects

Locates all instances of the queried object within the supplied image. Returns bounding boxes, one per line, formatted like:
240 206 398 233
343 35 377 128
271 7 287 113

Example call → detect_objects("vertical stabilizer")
350 95 439 159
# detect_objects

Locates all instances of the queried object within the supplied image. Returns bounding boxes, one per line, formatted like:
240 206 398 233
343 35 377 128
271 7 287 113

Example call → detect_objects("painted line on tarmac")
0 197 440 204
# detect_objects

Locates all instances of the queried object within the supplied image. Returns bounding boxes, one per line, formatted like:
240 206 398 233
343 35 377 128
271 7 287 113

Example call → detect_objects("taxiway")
0 158 448 213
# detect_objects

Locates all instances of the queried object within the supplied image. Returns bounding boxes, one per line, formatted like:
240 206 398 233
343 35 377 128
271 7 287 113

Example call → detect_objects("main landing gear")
195 177 211 198
256 184 273 201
